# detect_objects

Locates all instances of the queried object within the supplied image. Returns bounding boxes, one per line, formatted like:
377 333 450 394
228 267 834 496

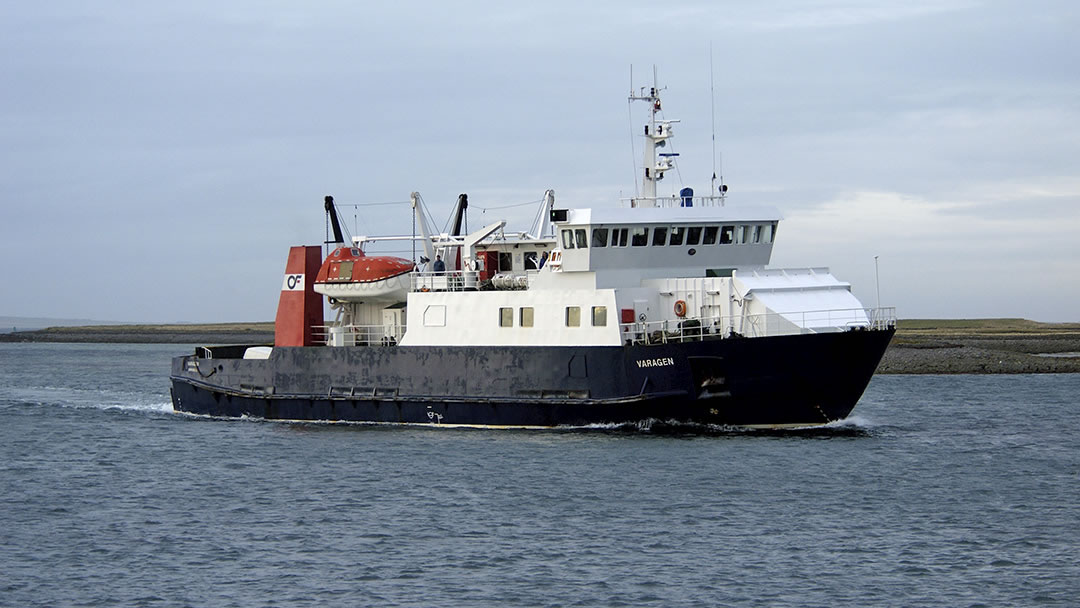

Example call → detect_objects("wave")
2 385 173 414
561 415 879 437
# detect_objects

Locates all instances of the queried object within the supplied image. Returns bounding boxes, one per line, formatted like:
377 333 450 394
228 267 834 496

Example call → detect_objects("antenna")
874 255 881 312
628 65 639 197
710 43 717 195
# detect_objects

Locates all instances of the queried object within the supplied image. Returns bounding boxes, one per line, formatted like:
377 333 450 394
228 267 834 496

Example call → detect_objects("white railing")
412 271 480 292
620 194 727 209
312 324 407 347
619 307 896 345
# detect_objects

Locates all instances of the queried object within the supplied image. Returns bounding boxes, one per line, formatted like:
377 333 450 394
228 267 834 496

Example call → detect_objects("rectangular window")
499 252 513 271
669 227 685 246
686 226 702 245
565 306 581 327
761 223 774 244
562 229 575 249
737 225 749 244
720 225 734 244
592 306 607 327
703 226 718 245
520 307 534 327
575 229 588 248
614 228 628 247
753 225 762 244
592 227 608 247
652 227 668 246
631 227 649 246
768 222 777 243
499 307 513 327
524 251 538 270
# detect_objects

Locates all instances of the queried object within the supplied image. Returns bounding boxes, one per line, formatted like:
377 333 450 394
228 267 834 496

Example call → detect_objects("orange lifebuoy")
674 299 687 317
420 286 430 292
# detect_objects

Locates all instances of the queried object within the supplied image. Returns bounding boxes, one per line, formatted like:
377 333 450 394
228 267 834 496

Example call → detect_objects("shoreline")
3 319 1079 374
0 323 275 346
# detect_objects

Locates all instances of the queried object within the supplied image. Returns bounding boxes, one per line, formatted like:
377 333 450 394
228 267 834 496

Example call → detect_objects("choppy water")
1 343 1078 607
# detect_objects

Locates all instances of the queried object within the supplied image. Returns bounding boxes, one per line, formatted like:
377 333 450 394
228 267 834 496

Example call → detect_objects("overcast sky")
2 1 1077 322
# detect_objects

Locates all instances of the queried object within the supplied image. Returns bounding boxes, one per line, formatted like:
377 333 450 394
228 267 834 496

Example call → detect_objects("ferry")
170 79 895 429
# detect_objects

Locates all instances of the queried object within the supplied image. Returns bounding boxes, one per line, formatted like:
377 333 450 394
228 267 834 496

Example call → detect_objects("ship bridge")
547 204 782 288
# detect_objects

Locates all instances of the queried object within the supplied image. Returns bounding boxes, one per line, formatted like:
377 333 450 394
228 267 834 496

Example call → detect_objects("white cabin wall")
529 269 598 290
639 277 741 335
343 302 389 326
400 289 621 346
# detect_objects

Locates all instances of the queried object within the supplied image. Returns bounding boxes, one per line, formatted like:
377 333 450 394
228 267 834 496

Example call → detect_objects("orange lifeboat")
312 246 413 302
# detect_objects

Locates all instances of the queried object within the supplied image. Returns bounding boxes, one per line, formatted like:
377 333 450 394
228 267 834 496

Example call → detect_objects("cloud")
1 1 1077 322
771 181 1080 320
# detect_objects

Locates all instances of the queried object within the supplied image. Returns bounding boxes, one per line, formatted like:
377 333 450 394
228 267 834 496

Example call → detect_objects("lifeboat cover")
314 247 414 284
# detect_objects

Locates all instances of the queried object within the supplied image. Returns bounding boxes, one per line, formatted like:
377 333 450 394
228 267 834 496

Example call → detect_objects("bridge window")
612 228 628 247
703 226 718 245
566 306 581 327
499 252 512 271
524 252 538 270
575 229 588 248
737 225 749 244
520 307 534 327
761 223 775 244
592 227 609 247
561 229 575 249
753 225 763 244
592 306 607 327
652 227 668 246
686 226 702 245
720 225 734 244
631 227 649 246
499 307 513 327
669 227 685 246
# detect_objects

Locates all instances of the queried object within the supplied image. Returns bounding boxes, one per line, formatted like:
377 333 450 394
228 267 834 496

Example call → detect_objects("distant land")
0 315 216 333
878 318 1080 374
1 317 1078 374
0 320 274 344
0 316 127 333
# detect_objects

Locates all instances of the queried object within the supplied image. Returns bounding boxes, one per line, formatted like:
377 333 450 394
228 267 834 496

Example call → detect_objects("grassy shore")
2 318 1078 374
0 322 274 345
879 319 1080 374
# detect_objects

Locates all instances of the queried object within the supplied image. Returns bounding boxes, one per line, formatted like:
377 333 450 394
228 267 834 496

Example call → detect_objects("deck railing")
311 307 896 347
620 194 727 208
312 324 407 347
411 271 480 292
619 307 896 345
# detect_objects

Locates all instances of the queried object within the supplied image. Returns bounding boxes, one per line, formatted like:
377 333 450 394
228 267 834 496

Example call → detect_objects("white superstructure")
312 76 894 348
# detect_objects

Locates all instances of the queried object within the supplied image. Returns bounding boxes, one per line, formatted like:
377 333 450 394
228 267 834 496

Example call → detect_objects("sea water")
1 343 1077 607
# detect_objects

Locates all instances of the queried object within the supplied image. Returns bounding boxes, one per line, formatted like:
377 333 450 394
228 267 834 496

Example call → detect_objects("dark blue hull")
169 329 894 428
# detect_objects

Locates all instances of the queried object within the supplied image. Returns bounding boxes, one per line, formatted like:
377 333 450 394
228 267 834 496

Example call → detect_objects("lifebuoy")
420 286 430 292
674 300 687 317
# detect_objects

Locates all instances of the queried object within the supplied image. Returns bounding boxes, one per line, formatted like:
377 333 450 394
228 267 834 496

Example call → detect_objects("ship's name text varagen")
636 357 676 368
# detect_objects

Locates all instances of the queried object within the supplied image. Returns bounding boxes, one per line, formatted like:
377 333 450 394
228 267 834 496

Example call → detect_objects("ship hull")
169 328 894 428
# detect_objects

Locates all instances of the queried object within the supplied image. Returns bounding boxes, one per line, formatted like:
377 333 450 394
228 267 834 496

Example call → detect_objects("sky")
1 0 1077 323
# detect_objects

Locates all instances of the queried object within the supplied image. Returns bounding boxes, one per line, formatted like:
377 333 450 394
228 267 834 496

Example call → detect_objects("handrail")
619 194 727 208
618 307 896 345
411 271 480 292
312 324 407 347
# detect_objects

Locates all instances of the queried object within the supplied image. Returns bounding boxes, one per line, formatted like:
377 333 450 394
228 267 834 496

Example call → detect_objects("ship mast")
629 66 679 207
